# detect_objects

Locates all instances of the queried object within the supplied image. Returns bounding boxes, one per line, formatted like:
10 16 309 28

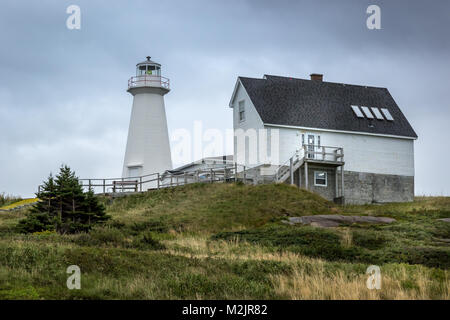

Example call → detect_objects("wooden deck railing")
274 145 344 183
303 144 344 162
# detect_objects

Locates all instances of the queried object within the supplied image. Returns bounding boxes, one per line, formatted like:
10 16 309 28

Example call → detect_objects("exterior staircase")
274 149 305 183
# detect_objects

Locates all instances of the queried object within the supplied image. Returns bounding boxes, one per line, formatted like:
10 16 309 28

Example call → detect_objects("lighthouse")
122 57 172 185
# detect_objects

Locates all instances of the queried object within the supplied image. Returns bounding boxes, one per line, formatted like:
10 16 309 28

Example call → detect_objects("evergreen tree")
17 165 110 234
16 173 58 233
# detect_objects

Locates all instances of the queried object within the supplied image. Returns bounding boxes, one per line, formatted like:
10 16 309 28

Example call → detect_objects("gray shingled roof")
238 75 417 138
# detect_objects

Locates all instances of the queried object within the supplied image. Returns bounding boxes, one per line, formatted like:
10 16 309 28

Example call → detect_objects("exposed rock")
438 218 450 223
284 215 396 228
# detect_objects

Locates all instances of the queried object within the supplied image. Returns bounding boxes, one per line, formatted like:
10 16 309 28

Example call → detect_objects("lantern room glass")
136 65 161 76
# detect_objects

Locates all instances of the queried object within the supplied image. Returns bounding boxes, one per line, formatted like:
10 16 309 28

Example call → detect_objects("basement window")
314 171 327 187
238 100 245 122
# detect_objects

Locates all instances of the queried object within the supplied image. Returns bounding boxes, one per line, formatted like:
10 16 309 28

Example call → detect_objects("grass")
0 183 449 299
0 193 22 208
0 198 39 211
105 183 338 233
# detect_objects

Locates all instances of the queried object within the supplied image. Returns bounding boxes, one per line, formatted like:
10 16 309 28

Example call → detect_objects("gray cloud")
0 0 449 197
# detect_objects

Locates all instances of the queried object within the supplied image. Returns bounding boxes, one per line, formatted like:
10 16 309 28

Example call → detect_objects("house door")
305 133 320 159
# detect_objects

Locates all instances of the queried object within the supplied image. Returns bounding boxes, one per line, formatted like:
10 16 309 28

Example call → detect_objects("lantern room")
136 56 161 76
128 56 170 91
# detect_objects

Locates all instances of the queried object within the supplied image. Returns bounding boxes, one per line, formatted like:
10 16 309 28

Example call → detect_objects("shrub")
133 232 166 250
213 224 340 247
390 247 450 269
128 220 169 235
72 227 165 250
73 227 126 247
352 230 387 250
16 212 55 234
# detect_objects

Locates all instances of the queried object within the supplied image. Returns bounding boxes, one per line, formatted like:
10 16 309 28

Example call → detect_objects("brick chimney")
310 73 323 81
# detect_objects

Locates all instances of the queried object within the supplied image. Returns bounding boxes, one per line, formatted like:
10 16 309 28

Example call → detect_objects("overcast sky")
1 0 449 197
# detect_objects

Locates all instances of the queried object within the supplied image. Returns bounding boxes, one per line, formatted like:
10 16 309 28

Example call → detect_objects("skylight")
371 107 384 120
351 105 364 118
381 108 394 121
360 106 374 119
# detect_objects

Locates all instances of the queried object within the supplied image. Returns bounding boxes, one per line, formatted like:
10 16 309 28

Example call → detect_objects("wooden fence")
38 163 252 196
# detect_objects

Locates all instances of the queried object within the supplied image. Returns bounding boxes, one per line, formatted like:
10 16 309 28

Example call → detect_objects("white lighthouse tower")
122 56 172 186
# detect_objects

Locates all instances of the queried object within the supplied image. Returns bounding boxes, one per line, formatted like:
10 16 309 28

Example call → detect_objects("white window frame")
238 100 245 122
314 171 327 187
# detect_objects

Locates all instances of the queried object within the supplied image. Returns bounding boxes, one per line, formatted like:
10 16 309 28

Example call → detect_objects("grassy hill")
0 183 449 299
0 193 22 208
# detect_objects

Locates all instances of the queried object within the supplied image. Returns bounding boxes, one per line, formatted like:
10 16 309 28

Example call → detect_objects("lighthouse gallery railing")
128 75 170 90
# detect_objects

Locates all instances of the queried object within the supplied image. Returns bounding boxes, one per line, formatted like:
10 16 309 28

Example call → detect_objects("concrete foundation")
295 166 414 204
343 171 414 204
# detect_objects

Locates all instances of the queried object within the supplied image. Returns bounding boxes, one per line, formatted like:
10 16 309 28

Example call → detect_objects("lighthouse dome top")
136 56 161 67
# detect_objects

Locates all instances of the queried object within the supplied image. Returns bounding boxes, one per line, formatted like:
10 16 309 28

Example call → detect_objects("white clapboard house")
229 74 418 204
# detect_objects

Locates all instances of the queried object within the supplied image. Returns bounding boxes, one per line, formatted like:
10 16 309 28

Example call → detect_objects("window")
360 106 374 119
146 65 155 75
381 108 394 121
238 100 245 122
314 171 327 187
371 107 384 120
351 105 364 118
301 133 305 145
138 65 146 76
127 166 142 178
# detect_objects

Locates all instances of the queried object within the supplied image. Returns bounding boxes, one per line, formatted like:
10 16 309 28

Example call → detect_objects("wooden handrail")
39 163 251 195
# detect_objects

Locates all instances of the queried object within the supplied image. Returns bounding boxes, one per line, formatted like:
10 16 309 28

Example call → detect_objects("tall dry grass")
162 235 450 300
271 264 450 300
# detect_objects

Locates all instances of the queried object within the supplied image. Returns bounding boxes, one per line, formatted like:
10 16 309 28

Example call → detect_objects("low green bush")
72 227 165 251
388 247 450 269
132 231 166 250
212 224 450 268
213 224 340 247
352 230 388 250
